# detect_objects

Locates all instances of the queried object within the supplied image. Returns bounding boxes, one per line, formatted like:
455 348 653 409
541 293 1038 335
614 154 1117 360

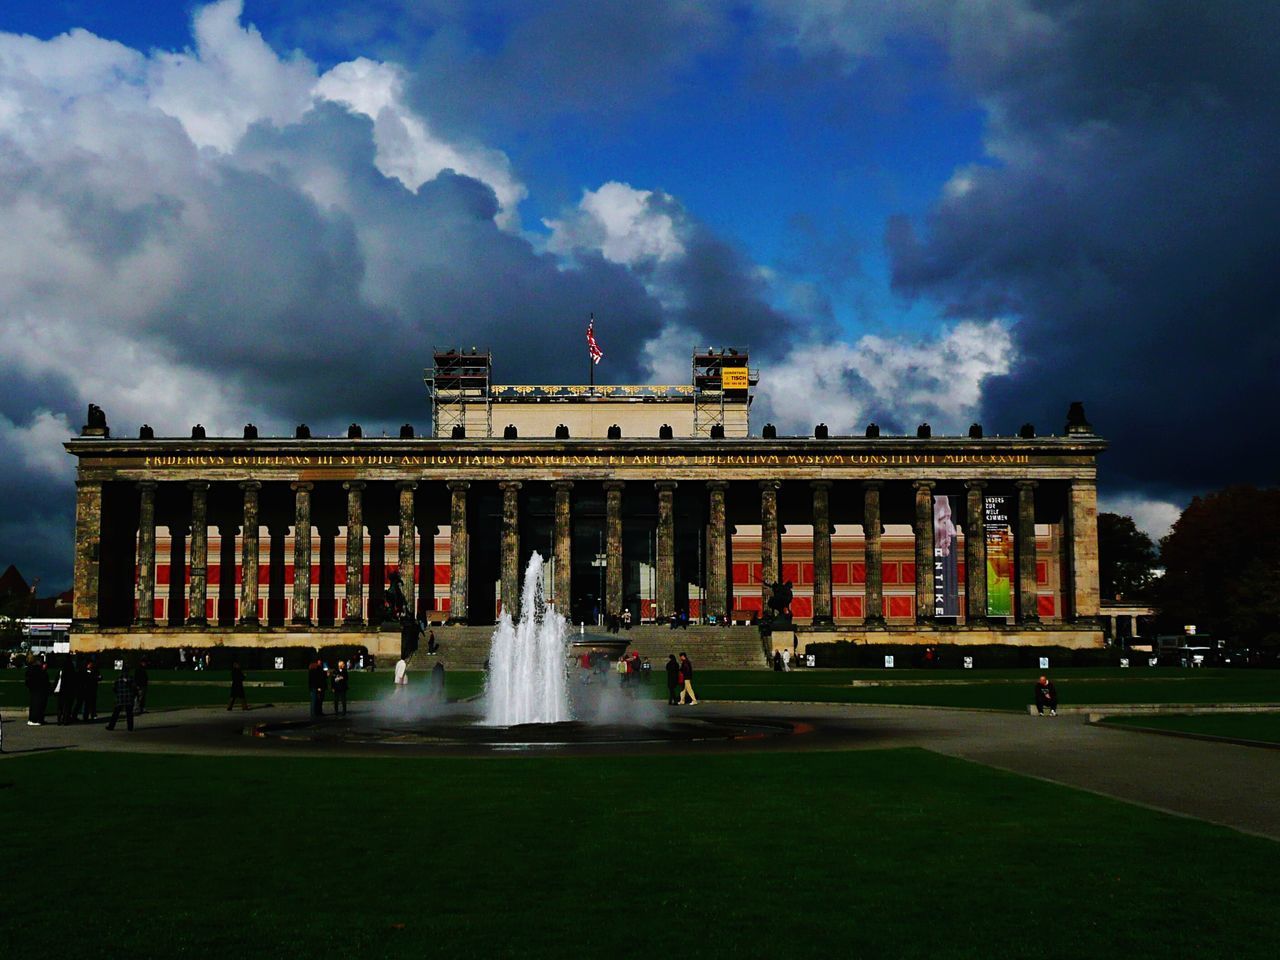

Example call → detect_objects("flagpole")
588 313 594 390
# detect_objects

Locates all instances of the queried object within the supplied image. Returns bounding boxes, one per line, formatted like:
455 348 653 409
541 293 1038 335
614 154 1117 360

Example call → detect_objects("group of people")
306 659 352 718
21 654 148 727
603 609 633 633
665 652 698 705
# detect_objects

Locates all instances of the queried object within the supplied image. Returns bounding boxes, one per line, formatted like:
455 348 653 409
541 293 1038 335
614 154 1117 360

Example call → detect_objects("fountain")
483 552 570 726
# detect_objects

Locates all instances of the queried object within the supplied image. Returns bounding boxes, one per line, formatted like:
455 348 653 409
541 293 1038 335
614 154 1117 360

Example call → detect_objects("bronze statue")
765 580 794 620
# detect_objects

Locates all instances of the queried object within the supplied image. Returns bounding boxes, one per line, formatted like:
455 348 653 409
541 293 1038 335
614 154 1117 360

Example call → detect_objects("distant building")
63 348 1105 661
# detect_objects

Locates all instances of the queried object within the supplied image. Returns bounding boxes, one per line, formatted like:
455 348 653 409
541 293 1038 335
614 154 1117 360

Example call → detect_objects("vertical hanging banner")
984 495 1014 618
933 495 959 617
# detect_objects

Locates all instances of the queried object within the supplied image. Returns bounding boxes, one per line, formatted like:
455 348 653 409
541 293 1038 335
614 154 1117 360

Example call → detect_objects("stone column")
290 482 313 625
759 481 780 615
499 481 521 619
397 481 417 619
655 481 678 620
133 482 158 627
964 480 987 626
72 481 103 629
553 481 573 617
810 481 834 625
863 482 884 626
1067 478 1101 622
604 481 625 619
238 481 261 627
1017 480 1039 625
1130 614 1139 638
343 481 366 625
186 482 209 626
447 481 469 623
706 481 729 621
913 480 935 625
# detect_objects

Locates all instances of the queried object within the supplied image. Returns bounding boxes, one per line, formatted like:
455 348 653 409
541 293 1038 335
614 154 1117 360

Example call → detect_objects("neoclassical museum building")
65 348 1106 658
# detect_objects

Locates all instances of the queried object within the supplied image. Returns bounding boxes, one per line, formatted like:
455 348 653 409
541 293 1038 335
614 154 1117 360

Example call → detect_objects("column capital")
75 478 102 489
964 479 988 491
447 480 470 492
1016 479 1039 490
342 480 366 492
603 480 626 493
552 480 574 491
138 480 158 492
707 480 730 492
187 480 210 492
238 480 262 492
654 480 678 492
498 480 523 492
912 479 936 491
862 480 883 491
809 479 833 491
395 479 418 491
758 480 781 492
290 481 314 492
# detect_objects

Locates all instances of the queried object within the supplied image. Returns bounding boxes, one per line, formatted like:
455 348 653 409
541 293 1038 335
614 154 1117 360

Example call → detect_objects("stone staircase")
407 623 769 672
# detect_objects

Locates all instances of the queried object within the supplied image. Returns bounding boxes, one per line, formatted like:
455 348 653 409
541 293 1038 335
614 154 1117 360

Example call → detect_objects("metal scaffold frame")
692 346 757 438
426 347 493 438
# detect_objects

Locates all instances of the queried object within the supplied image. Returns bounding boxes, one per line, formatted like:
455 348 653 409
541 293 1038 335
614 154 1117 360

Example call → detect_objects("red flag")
587 315 603 364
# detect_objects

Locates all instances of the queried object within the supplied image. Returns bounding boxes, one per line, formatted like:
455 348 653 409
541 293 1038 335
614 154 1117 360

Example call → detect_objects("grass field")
1 748 1276 959
1103 712 1280 744
3 666 1278 712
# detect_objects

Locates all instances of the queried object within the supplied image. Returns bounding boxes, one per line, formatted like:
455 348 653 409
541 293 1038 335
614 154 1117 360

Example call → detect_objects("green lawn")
4 666 1278 712
0 668 485 710
0 748 1276 959
1104 712 1280 744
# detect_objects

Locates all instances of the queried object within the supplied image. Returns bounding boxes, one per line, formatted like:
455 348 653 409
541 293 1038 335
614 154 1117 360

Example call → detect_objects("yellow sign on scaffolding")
721 367 749 390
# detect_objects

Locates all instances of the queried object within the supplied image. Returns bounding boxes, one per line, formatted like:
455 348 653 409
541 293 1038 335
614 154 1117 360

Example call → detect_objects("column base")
71 618 99 632
343 617 365 628
185 617 208 628
235 619 259 630
1019 616 1042 628
862 615 886 629
810 615 834 626
965 616 988 629
915 616 935 627
135 618 155 629
446 617 469 626
290 616 312 627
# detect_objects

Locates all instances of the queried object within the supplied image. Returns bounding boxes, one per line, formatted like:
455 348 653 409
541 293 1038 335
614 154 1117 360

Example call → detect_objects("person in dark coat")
331 660 349 717
106 669 136 731
55 655 78 725
1034 675 1059 716
133 659 150 714
772 650 784 672
307 660 326 718
25 656 50 725
228 662 248 711
430 660 446 702
81 659 101 721
665 654 681 705
678 652 698 705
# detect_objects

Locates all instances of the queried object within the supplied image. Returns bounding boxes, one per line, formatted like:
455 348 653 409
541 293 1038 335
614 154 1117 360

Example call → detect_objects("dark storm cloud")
882 1 1280 497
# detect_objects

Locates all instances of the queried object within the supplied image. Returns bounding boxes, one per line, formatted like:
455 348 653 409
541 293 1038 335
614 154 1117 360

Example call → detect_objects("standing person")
133 658 150 714
427 629 439 655
1034 675 1059 717
678 652 698 705
228 662 249 711
307 660 326 718
81 658 101 721
665 654 681 705
393 655 409 696
106 668 137 731
331 660 349 717
25 656 50 726
430 660 446 702
55 655 78 725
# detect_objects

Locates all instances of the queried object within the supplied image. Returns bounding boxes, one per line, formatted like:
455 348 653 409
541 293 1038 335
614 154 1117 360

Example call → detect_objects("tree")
1156 486 1280 648
1097 513 1159 600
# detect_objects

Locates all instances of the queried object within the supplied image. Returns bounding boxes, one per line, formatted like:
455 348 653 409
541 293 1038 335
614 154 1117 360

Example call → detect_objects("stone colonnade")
71 474 1102 631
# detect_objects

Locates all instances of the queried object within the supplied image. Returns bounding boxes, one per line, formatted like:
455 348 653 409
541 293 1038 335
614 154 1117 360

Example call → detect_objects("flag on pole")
586 314 604 364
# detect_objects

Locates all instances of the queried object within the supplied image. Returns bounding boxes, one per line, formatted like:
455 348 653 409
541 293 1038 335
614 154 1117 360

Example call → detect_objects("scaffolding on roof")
425 347 492 438
692 346 757 438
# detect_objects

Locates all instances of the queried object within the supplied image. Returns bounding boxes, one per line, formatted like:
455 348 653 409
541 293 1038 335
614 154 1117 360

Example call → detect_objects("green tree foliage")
1097 513 1159 600
1157 487 1280 648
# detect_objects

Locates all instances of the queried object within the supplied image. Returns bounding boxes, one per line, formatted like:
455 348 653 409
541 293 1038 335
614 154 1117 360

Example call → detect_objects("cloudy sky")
2 0 1277 588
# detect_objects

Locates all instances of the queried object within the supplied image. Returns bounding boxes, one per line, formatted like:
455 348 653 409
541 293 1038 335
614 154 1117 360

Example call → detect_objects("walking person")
307 660 326 717
25 656 51 726
133 658 150 714
331 660 349 717
228 662 249 711
665 654 681 705
106 668 137 731
56 654 78 725
393 655 409 696
678 652 698 705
